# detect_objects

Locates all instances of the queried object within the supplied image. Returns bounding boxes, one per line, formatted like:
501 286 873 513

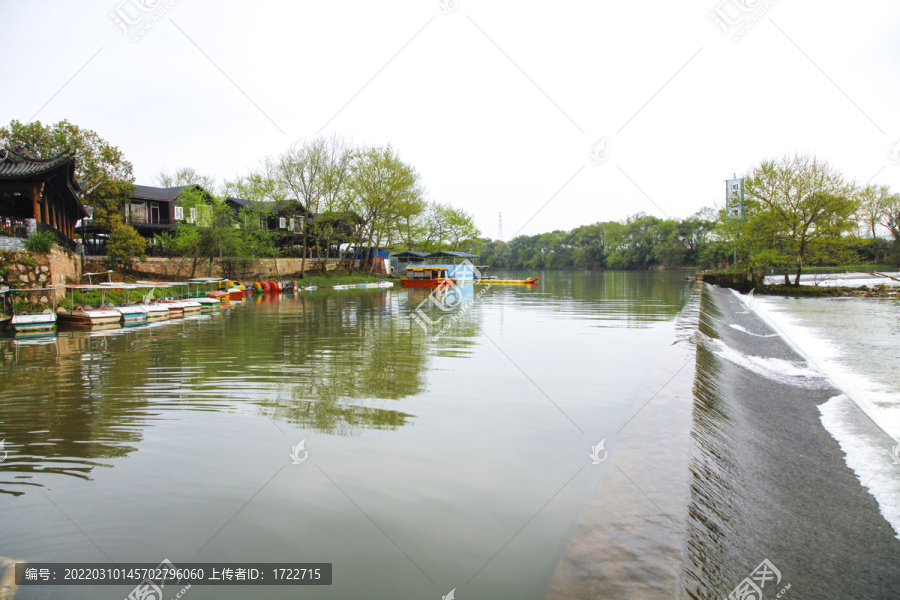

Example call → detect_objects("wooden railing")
0 217 29 238
36 222 78 252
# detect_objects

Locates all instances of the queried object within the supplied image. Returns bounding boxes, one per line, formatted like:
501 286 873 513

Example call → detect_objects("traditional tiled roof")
0 146 88 220
0 146 77 180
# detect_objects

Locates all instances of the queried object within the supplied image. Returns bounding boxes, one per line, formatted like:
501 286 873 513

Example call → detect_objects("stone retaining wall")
0 247 81 301
83 256 342 279
0 236 26 251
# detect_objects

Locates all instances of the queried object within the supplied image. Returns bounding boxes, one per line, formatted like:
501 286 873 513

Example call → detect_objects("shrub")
24 230 56 252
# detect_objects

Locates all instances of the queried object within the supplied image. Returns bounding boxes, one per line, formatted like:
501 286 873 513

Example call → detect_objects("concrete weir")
545 283 900 599
683 284 900 599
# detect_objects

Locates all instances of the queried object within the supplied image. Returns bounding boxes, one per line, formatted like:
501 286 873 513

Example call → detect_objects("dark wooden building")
0 147 88 247
125 184 209 240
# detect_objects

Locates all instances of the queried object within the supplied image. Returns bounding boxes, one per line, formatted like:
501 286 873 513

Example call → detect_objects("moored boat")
193 297 223 309
159 299 202 315
206 290 231 305
143 303 171 321
218 280 247 300
185 279 227 309
57 285 123 327
97 282 149 325
399 267 452 287
1 288 58 333
476 277 539 285
110 304 149 326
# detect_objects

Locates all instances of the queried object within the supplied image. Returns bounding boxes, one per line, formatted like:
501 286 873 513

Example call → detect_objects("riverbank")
699 270 900 297
757 283 900 297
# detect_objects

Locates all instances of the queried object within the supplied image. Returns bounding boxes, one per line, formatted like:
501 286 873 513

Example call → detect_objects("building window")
279 217 286 229
174 206 184 221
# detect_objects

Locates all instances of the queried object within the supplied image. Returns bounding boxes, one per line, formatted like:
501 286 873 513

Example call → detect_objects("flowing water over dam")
0 273 898 599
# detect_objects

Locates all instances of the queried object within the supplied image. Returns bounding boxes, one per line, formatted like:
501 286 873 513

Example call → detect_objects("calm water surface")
0 271 694 599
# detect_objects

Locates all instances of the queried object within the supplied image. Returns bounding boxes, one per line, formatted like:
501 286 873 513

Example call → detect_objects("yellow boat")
476 277 539 285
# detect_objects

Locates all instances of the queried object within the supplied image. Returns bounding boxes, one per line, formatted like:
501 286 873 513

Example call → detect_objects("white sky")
2 0 899 239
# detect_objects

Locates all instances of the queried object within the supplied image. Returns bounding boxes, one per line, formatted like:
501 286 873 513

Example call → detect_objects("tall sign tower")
725 175 744 220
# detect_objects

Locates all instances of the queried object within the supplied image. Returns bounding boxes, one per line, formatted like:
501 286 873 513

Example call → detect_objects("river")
1 272 898 599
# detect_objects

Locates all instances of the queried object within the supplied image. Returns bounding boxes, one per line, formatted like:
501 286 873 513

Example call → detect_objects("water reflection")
497 270 691 327
0 290 437 495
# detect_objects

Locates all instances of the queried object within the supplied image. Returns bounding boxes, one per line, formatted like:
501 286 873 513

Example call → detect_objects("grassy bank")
768 264 895 275
758 284 899 298
290 274 395 287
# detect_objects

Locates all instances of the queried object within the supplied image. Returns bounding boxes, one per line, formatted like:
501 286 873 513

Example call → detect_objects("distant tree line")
475 155 898 277
475 210 721 270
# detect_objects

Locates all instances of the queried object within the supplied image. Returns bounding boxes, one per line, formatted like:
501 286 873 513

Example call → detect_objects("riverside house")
80 184 214 254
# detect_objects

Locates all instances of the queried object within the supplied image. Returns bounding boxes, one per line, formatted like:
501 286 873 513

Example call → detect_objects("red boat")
399 267 452 287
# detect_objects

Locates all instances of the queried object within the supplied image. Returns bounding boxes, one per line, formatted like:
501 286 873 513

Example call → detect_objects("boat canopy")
98 282 143 289
136 280 178 287
393 251 431 260
63 284 112 290
1 287 56 294
423 251 479 261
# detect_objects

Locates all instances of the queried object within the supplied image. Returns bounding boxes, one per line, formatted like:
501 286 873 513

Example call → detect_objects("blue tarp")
354 249 389 260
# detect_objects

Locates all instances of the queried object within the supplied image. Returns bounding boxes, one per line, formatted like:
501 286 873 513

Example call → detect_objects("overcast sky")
3 0 899 239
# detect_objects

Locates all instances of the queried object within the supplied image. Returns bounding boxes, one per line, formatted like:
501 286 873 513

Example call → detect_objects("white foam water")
741 293 900 440
732 288 900 539
698 332 829 389
728 323 778 338
819 395 900 540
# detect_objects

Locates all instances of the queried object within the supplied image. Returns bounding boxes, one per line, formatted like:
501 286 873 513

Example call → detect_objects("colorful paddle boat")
57 285 122 326
1 287 57 333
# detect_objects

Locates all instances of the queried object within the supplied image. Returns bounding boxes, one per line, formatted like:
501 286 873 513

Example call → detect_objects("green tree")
0 119 142 247
743 154 858 284
349 145 422 274
105 216 148 270
0 119 133 206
